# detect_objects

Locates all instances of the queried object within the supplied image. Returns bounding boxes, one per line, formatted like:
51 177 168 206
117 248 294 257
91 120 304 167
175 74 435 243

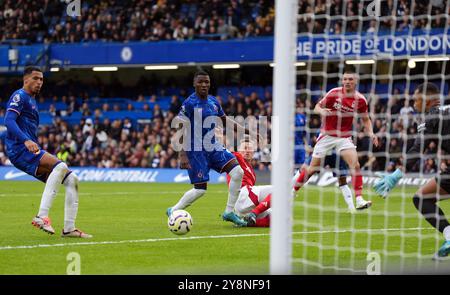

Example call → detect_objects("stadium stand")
0 0 449 172
0 0 448 44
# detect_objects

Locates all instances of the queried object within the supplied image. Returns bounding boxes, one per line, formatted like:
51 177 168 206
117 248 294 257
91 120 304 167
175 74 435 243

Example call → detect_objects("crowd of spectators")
0 88 275 170
0 0 448 44
0 0 274 43
0 80 448 174
300 0 449 34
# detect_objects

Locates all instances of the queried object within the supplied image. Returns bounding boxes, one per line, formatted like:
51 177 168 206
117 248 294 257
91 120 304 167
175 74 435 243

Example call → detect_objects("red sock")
251 194 271 216
352 172 363 197
255 216 270 227
293 169 307 191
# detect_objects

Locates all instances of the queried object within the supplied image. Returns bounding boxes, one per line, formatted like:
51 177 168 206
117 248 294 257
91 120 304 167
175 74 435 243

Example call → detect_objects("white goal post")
270 0 299 275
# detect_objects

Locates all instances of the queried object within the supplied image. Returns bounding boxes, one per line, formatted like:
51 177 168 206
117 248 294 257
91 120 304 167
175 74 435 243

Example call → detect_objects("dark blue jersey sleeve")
6 92 25 115
4 110 30 143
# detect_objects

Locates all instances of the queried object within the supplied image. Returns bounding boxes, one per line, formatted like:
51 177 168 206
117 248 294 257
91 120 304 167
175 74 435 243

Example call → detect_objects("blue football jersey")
178 93 225 151
5 89 40 147
295 113 306 146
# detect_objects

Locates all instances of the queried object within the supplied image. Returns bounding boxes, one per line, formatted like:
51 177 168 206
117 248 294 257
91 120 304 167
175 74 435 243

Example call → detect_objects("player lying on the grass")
228 137 272 227
292 68 379 210
168 71 259 227
4 66 91 238
373 82 450 260
240 149 358 228
229 136 331 227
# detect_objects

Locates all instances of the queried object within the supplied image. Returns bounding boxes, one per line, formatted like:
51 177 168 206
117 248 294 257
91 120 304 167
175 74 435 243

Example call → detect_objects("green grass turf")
0 181 449 274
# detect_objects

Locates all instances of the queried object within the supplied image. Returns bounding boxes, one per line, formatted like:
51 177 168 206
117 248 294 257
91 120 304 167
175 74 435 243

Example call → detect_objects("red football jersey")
227 152 256 187
318 87 368 138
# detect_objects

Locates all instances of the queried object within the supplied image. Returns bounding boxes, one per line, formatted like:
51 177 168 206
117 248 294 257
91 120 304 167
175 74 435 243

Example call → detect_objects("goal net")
271 0 450 274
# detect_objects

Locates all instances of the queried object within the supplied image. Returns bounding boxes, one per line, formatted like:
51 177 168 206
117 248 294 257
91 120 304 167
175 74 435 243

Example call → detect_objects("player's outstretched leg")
222 164 247 226
338 177 356 213
32 160 70 234
31 216 55 235
293 159 322 195
412 181 450 260
340 149 371 210
168 187 207 216
61 172 92 238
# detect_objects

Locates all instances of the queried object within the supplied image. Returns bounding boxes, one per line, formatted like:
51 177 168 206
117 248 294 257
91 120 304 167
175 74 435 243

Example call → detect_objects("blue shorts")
294 149 306 165
186 148 236 184
324 153 349 177
7 145 47 182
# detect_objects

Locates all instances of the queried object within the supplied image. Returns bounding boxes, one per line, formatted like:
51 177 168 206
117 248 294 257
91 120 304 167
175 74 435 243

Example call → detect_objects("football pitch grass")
0 181 449 275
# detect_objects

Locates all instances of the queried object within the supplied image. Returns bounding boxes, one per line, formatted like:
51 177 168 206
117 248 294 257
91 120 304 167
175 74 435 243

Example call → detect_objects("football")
168 210 193 235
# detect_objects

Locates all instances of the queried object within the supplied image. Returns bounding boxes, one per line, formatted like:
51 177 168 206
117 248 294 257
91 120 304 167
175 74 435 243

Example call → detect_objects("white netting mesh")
291 0 450 274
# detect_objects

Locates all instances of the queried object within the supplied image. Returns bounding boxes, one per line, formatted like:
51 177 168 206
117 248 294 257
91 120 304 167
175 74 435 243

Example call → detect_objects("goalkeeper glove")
373 168 403 198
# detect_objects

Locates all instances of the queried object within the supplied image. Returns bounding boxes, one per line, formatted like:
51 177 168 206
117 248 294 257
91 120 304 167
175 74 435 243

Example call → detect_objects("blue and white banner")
297 29 450 59
0 29 448 70
0 166 226 183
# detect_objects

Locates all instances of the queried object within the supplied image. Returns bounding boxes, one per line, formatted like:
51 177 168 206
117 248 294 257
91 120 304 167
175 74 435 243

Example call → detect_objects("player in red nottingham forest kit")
227 137 300 227
293 69 379 210
227 138 271 227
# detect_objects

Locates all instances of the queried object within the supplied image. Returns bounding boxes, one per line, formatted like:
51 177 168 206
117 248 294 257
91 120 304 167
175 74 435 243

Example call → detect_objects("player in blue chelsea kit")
294 109 307 166
167 71 248 226
4 66 91 238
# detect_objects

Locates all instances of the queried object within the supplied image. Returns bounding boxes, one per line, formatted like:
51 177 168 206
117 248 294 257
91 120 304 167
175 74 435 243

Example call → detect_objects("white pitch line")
0 191 230 197
0 227 431 251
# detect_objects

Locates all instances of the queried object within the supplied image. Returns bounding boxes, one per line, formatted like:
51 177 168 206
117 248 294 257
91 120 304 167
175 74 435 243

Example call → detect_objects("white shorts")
235 185 272 218
312 134 356 158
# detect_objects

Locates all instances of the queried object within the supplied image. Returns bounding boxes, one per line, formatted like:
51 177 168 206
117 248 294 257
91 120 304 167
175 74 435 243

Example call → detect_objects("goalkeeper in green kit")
373 82 450 261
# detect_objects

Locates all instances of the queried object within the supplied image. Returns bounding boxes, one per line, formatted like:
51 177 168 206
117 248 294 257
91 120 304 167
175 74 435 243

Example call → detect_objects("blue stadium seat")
327 83 339 90
37 101 49 109
99 111 152 122
131 102 152 110
61 111 83 125
54 102 67 111
217 86 240 98
40 113 54 125
157 96 172 110
392 82 405 94
241 86 265 98
375 83 389 94
407 82 419 94
310 84 321 92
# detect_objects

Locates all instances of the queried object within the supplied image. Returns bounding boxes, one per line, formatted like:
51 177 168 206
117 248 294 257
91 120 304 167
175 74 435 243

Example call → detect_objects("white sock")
37 162 69 217
355 195 364 203
443 225 450 241
63 173 79 232
291 169 300 188
225 165 244 213
340 185 355 210
172 188 206 211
